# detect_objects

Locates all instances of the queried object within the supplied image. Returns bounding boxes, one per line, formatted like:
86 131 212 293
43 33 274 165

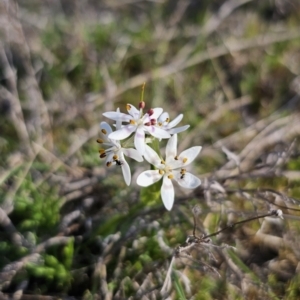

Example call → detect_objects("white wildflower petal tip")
179 146 202 166
168 125 190 135
103 111 131 123
161 176 175 211
175 172 201 189
122 148 144 162
168 114 183 127
108 125 136 140
152 108 163 118
121 158 131 186
137 170 162 187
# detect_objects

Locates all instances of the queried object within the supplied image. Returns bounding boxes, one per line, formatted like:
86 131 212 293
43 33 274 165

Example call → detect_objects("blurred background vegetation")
1 0 300 299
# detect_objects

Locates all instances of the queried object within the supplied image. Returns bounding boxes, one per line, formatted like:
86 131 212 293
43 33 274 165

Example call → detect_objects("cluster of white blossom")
98 101 202 210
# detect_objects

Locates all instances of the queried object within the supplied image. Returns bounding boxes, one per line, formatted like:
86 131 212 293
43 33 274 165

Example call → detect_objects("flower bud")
147 108 154 116
139 101 145 109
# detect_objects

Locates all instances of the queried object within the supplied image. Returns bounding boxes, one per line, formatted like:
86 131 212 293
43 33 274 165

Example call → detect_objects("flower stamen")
180 168 186 179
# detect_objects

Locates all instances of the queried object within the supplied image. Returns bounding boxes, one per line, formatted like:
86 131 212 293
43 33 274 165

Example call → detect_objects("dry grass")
1 0 300 299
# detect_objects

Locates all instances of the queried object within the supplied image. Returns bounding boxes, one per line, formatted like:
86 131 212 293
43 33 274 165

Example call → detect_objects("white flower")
103 104 171 155
136 134 201 210
157 112 190 135
98 113 143 185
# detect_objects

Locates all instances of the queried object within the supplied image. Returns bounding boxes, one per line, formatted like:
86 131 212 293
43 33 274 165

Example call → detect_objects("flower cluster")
98 101 202 210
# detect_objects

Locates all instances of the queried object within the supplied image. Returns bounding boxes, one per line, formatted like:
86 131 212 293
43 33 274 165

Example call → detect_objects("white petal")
161 176 174 211
175 172 201 189
141 114 151 125
105 153 114 164
120 157 131 186
146 126 171 139
168 125 190 135
100 122 113 137
152 107 163 119
144 144 162 167
167 114 183 128
158 112 169 124
122 148 144 162
134 128 145 155
116 108 122 130
178 146 202 166
108 125 136 140
137 170 162 187
166 134 177 159
168 159 185 169
103 111 131 122
127 103 140 119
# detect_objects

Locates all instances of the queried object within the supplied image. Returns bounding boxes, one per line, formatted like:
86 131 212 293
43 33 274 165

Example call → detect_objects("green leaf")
140 179 162 207
173 271 187 300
